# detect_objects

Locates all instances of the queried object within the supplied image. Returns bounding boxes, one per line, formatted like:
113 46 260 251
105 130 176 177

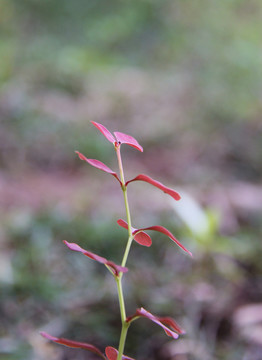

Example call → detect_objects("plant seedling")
41 122 192 360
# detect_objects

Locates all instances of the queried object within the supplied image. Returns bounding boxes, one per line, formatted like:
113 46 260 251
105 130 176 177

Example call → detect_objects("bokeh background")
0 1 262 359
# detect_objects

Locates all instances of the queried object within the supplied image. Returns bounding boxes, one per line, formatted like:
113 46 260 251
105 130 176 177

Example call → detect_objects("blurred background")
0 0 262 359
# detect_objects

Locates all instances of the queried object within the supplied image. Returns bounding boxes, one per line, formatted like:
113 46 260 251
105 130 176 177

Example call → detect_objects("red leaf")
91 121 142 152
75 151 121 184
64 241 128 276
114 132 143 152
157 316 185 335
117 219 191 255
133 231 152 247
117 219 152 247
138 225 192 256
126 174 181 201
126 308 184 339
91 121 116 144
105 347 135 360
117 218 129 230
40 332 106 359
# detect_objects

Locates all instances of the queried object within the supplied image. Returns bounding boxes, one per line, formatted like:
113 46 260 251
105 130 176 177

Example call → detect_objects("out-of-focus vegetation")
0 1 262 359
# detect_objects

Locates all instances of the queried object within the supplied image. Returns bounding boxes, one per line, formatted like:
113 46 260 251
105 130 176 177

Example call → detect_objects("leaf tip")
40 331 56 341
75 151 86 161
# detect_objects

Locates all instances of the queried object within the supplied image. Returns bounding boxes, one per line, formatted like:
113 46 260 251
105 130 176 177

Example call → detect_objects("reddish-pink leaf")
126 308 184 339
114 132 143 152
117 219 190 254
75 151 121 184
105 347 135 360
91 121 142 152
133 231 152 247
64 241 128 276
117 218 129 230
91 121 116 144
138 225 192 256
126 174 181 201
40 332 106 359
157 316 185 335
117 219 152 247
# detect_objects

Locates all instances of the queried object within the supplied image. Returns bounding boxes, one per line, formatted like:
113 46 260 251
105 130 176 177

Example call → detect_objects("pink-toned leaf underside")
91 121 116 144
157 316 185 334
40 332 106 359
114 131 143 152
126 308 184 339
105 346 135 360
75 151 121 184
126 174 181 201
117 219 152 247
64 241 128 276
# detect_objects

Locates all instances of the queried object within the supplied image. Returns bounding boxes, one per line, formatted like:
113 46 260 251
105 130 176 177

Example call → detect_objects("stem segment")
115 145 133 360
117 321 130 359
116 275 126 323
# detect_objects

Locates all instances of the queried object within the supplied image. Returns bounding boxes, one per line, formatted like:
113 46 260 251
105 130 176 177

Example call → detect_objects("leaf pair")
126 307 185 339
40 332 134 360
117 219 192 256
76 151 181 201
92 121 143 152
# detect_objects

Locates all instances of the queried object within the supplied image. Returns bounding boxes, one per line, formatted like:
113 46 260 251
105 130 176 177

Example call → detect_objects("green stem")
116 145 133 264
116 275 126 322
123 188 132 238
116 274 130 360
117 321 130 360
114 145 134 360
121 234 133 269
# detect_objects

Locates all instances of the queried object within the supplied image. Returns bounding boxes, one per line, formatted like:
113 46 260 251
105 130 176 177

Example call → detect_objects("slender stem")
116 144 126 185
116 274 130 360
114 145 134 360
121 234 133 269
123 188 132 238
117 321 130 359
116 275 126 322
116 273 129 360
121 186 133 268
116 145 133 259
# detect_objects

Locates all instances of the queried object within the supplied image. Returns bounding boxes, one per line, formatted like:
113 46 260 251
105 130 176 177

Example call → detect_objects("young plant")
41 122 192 360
